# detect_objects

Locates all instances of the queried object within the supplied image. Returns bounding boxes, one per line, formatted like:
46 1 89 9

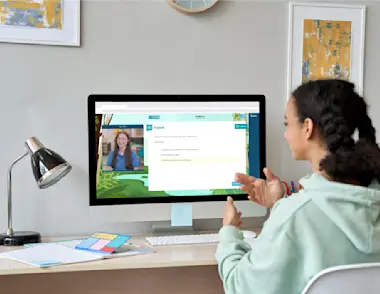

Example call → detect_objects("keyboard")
145 233 219 246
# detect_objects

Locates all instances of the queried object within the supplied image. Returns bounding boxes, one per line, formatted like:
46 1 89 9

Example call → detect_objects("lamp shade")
25 137 72 189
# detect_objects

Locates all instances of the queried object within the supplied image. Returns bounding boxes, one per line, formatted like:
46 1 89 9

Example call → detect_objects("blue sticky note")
171 203 193 227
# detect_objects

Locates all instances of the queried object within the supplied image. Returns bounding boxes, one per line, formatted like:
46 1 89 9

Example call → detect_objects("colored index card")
90 239 110 250
107 235 130 248
76 237 98 249
92 232 117 240
171 203 193 227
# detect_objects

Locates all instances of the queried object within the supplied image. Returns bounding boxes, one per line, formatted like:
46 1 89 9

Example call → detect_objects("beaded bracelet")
281 181 303 196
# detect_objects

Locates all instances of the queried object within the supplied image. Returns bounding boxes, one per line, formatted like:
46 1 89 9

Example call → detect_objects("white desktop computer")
88 95 267 241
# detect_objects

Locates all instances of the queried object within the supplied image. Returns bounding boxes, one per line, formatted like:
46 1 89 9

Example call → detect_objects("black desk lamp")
0 137 72 246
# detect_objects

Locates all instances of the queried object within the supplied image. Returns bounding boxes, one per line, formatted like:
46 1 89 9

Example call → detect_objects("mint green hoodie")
216 173 380 294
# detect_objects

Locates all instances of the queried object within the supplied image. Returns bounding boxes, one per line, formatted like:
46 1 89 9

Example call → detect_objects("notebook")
25 239 155 259
1 240 155 268
0 243 102 267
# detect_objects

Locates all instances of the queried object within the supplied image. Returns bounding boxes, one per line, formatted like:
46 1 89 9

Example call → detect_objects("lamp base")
0 231 41 246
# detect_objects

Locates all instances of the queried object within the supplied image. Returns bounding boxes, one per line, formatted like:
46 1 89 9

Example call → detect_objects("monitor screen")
88 95 266 205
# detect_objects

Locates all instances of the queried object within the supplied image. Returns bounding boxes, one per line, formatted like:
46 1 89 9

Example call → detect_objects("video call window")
101 126 144 172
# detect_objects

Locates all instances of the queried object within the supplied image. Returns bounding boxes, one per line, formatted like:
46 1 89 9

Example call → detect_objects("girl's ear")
303 118 315 140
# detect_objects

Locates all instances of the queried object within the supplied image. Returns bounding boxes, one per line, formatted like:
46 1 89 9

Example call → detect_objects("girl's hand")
235 168 284 209
223 196 242 227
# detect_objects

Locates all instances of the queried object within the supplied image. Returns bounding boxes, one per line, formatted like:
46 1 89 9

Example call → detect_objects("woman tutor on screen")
106 131 140 171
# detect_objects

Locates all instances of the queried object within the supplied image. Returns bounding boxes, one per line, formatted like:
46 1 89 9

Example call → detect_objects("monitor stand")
152 203 195 236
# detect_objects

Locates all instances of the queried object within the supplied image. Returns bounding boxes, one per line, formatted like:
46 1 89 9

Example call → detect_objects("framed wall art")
287 2 366 98
0 0 80 46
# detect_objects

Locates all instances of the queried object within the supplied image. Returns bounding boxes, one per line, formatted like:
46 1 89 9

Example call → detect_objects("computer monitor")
88 95 267 229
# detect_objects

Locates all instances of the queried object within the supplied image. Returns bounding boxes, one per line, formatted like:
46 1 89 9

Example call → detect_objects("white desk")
0 231 261 294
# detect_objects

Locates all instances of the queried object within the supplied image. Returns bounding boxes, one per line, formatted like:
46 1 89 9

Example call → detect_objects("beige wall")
0 0 378 236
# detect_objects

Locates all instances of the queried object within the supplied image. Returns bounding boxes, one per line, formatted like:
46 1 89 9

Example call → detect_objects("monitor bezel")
88 94 266 206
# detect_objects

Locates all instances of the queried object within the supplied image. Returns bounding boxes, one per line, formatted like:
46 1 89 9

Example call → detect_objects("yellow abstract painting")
0 0 62 29
302 19 352 83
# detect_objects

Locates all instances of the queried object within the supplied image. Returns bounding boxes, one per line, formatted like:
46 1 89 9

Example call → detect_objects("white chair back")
302 263 380 294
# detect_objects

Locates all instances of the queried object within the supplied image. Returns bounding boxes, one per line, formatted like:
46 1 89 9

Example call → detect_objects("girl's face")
284 98 310 160
116 133 129 148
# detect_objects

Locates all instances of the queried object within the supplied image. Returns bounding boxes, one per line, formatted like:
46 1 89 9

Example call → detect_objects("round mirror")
168 0 218 13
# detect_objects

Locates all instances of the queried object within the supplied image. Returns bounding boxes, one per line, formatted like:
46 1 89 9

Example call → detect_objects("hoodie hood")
300 173 380 254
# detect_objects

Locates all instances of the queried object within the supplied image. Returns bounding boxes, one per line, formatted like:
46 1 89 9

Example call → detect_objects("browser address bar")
96 108 259 114
99 106 259 110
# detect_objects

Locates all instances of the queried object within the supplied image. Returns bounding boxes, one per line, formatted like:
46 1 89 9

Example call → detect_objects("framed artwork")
0 0 80 46
287 2 366 98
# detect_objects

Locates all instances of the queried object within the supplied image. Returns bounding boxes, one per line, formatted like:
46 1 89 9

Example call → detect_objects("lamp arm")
7 151 28 235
